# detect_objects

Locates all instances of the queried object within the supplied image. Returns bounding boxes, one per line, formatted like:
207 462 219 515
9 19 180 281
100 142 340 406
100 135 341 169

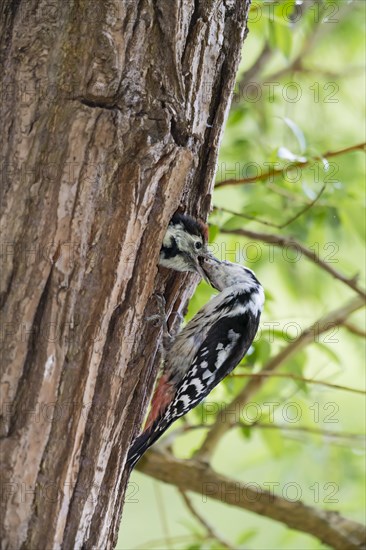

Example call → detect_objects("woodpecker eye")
195 241 202 250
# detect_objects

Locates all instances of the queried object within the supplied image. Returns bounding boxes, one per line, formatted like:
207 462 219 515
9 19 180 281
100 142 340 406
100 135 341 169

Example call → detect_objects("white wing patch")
202 370 215 383
249 286 265 314
177 394 191 409
215 329 240 369
188 377 205 394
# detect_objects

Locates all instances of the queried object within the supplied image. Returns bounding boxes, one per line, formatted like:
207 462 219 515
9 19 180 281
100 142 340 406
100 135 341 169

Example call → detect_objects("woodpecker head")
199 254 262 293
159 213 209 279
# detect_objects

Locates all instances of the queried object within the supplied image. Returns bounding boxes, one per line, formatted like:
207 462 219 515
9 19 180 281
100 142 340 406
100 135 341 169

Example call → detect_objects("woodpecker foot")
146 294 173 349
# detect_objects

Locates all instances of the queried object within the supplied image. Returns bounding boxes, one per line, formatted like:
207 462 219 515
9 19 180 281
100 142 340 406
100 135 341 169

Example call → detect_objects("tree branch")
137 451 366 550
220 227 366 298
235 2 355 107
178 489 234 549
196 295 365 461
215 142 365 188
231 372 366 395
234 42 272 100
235 1 318 96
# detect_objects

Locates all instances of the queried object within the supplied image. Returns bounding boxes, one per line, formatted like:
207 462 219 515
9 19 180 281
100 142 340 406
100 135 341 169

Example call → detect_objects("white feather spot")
202 369 214 380
249 287 265 314
178 394 191 409
189 377 205 393
215 330 240 368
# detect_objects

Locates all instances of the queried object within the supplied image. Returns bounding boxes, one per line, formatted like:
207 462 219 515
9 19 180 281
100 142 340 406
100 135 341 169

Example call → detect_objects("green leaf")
262 426 284 457
266 6 294 58
227 107 246 127
285 351 308 393
283 117 307 152
315 342 342 366
240 425 252 439
208 223 220 241
275 24 293 58
237 528 258 545
256 339 271 366
264 288 274 302
277 146 307 163
222 216 245 231
302 181 317 200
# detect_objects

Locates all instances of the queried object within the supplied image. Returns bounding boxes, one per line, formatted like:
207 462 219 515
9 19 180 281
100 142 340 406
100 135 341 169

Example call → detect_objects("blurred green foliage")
121 2 365 548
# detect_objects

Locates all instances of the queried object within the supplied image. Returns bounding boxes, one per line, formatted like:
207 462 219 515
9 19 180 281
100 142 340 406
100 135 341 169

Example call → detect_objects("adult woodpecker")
127 254 264 467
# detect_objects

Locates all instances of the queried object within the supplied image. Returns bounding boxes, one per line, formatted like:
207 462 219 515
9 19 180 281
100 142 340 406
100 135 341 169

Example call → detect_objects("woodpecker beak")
198 253 221 290
195 259 211 284
188 254 211 283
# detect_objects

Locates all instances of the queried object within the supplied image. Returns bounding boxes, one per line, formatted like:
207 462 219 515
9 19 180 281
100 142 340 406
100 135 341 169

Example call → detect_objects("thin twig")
220 226 366 298
266 182 307 202
342 322 366 339
179 490 234 549
153 482 172 550
215 143 365 188
173 421 364 445
230 372 366 395
212 205 282 229
243 422 365 443
278 184 326 228
184 421 365 445
195 296 365 461
213 183 325 230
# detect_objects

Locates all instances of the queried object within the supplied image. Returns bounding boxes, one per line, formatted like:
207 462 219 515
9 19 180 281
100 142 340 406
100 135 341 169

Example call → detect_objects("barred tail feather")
126 416 172 468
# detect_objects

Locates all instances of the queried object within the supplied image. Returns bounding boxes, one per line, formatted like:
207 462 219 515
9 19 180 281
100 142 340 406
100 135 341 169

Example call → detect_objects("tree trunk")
0 1 250 548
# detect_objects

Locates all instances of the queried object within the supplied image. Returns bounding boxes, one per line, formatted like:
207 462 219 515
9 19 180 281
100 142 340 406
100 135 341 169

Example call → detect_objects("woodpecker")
159 212 208 278
127 254 264 467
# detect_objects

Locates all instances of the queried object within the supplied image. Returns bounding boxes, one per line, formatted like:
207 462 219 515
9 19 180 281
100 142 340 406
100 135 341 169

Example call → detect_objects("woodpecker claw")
145 294 175 353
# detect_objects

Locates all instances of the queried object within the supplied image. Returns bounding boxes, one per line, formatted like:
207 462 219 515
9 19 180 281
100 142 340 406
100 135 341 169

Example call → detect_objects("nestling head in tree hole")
159 212 209 280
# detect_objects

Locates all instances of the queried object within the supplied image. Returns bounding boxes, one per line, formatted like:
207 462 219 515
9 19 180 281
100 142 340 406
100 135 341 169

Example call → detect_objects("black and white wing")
126 307 260 468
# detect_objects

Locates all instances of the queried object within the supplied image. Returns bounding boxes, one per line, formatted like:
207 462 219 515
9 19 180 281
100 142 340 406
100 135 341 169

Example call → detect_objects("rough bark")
0 0 251 548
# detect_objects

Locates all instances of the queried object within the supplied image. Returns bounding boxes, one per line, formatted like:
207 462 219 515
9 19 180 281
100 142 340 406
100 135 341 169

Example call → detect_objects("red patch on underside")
144 374 175 429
